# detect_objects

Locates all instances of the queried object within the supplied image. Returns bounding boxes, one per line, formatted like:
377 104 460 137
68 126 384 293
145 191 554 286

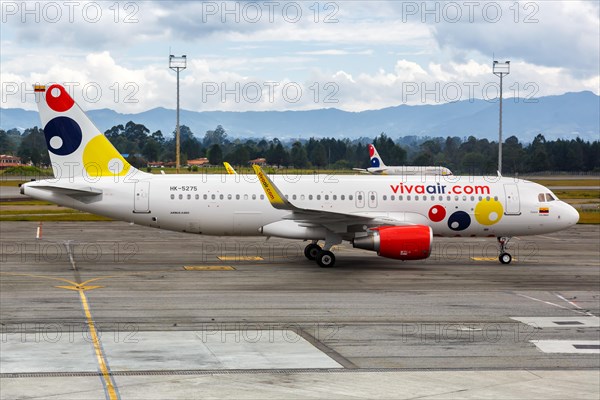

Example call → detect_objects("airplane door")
355 191 365 208
134 181 150 213
368 191 378 208
504 184 520 215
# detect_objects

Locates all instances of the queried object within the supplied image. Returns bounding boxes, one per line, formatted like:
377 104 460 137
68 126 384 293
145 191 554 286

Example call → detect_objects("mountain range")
2 91 598 142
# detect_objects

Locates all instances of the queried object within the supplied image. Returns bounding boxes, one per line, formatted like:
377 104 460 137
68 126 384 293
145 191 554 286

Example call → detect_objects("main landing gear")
497 236 513 264
304 233 342 268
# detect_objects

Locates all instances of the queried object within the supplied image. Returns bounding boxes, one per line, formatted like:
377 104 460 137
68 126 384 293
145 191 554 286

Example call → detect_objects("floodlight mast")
493 60 510 176
169 55 187 173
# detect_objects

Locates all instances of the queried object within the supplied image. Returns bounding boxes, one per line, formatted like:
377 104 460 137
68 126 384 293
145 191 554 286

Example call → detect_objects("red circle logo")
46 84 75 112
428 205 446 222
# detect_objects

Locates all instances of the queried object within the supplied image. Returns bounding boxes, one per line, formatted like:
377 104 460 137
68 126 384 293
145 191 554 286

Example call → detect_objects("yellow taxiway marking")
217 256 264 261
78 288 118 400
0 272 119 400
183 266 236 271
471 257 517 262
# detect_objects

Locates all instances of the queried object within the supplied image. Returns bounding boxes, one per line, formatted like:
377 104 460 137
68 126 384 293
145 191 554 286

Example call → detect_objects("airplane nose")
563 203 580 227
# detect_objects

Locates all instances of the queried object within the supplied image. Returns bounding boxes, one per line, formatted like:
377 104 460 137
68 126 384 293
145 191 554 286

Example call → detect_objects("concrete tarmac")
1 221 599 399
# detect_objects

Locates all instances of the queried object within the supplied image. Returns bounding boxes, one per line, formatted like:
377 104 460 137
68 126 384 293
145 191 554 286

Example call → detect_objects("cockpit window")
545 193 556 202
538 193 545 202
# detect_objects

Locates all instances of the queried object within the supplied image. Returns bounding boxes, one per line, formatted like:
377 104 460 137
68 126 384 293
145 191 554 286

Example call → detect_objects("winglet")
252 165 292 210
224 162 237 175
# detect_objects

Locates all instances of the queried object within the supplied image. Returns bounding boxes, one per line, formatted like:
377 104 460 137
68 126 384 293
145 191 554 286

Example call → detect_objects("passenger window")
293 195 297 200
317 195 321 200
439 196 443 201
454 196 459 201
195 194 199 200
203 194 207 200
309 195 313 200
407 195 411 201
187 194 191 200
324 195 329 200
228 194 232 200
179 194 183 200
252 194 256 200
391 195 395 201
462 196 467 201
399 195 403 201
431 196 435 201
538 193 545 202
349 195 353 200
341 195 345 200
211 194 216 200
170 194 175 200
301 194 305 200
415 195 419 200
244 194 248 200
358 195 362 200
236 194 240 200
383 195 387 201
220 194 224 200
470 196 474 201
333 195 337 200
260 194 264 200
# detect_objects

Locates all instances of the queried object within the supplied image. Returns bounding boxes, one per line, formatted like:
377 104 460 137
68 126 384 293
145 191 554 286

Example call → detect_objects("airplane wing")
252 165 427 234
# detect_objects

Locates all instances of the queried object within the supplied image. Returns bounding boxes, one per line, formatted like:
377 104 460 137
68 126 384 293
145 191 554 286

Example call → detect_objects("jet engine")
352 225 432 260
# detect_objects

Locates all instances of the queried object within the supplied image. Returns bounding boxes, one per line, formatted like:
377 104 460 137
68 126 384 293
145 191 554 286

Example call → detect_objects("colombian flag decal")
539 207 549 215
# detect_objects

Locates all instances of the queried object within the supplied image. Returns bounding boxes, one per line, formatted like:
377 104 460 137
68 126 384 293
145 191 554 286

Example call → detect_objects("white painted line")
555 293 596 317
511 316 600 328
516 294 590 316
532 340 600 354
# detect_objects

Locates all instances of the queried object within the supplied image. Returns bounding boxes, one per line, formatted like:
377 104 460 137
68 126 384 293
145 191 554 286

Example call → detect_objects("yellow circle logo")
83 135 131 177
475 198 503 226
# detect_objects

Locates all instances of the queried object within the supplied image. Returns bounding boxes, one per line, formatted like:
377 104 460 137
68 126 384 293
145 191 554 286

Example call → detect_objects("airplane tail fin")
368 144 386 168
35 84 139 180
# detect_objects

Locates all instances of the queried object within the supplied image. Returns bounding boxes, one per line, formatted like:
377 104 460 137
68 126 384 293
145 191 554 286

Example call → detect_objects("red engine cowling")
352 225 433 260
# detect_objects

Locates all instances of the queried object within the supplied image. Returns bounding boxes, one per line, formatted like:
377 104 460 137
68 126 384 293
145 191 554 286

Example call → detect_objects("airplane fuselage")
23 173 578 239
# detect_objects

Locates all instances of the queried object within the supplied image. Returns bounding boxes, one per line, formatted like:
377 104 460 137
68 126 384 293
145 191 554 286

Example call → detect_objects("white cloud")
1 1 598 114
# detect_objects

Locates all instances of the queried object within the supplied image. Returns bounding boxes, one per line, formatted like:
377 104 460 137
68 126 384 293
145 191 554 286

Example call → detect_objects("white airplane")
353 144 453 176
22 84 579 267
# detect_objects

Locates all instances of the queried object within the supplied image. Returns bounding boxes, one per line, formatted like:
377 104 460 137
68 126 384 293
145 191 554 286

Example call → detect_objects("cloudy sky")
1 1 598 112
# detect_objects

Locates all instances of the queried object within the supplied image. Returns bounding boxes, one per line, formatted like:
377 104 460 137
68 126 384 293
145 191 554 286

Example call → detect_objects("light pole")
493 60 510 175
169 54 187 173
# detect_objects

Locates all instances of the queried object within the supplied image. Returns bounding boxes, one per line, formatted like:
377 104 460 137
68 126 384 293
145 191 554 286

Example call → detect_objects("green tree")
203 125 228 147
208 144 223 165
17 127 49 166
290 141 309 168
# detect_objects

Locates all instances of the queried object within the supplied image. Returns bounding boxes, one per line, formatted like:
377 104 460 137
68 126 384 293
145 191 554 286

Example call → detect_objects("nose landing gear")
497 236 513 264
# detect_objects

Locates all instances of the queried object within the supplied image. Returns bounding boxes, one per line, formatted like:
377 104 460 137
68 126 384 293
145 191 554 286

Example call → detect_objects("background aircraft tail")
369 144 387 168
35 84 138 180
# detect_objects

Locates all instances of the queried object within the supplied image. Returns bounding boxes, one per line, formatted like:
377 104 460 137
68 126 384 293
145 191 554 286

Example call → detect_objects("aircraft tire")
499 253 512 264
316 250 336 268
304 243 322 260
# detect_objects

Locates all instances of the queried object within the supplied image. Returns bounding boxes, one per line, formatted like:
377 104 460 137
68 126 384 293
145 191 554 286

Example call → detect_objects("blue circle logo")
448 211 471 231
44 116 83 156
370 157 381 168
